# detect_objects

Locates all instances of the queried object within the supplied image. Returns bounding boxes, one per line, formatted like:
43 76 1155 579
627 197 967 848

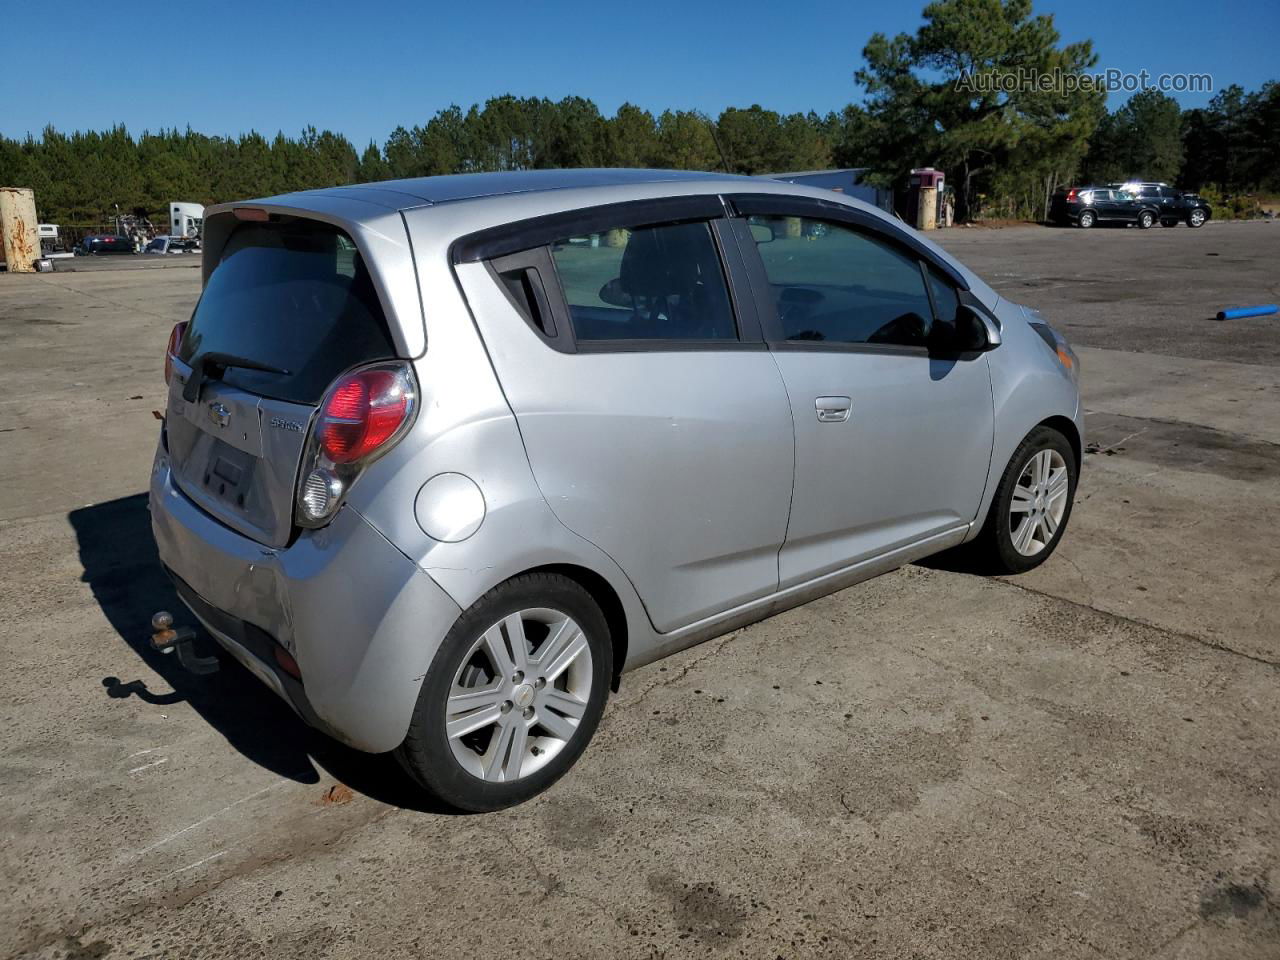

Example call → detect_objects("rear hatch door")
166 218 399 548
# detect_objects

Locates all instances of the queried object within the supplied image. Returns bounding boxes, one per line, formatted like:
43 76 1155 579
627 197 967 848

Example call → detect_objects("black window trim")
452 195 726 264
724 193 970 291
485 246 572 352
455 191 995 358
473 210 765 354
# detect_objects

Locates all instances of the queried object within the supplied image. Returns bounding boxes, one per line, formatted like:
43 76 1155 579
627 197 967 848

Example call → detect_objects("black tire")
1078 210 1096 229
968 426 1078 575
1138 210 1155 229
1187 210 1207 228
395 572 612 812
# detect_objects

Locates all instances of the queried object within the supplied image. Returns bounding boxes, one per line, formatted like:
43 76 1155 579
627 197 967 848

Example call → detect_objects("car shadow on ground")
69 492 455 813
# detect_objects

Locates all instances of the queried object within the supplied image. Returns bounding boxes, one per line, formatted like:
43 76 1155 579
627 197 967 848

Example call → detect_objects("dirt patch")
1085 412 1280 483
647 875 747 945
317 784 354 806
1199 876 1274 922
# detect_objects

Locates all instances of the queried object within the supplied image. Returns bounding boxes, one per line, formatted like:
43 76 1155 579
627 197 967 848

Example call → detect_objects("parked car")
75 234 137 255
1050 185 1160 228
152 170 1082 811
144 235 202 255
1108 181 1211 227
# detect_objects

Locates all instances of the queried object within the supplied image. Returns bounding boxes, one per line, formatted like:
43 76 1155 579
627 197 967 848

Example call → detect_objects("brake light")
164 321 188 386
1066 188 1078 202
319 369 411 463
296 362 418 527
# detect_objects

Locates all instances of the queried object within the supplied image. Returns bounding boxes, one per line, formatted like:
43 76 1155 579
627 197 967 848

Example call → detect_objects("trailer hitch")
149 611 220 675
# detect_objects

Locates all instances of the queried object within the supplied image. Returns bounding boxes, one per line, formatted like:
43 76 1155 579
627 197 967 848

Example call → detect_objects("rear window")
179 221 396 405
549 220 737 341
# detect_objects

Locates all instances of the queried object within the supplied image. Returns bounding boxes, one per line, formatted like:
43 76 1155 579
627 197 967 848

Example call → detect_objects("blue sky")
7 0 1277 147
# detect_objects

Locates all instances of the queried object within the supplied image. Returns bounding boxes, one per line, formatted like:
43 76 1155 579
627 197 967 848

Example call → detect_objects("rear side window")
180 221 396 404
748 215 934 348
548 221 737 341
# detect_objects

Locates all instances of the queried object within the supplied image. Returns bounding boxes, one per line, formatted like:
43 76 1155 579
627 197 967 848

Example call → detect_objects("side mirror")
598 277 630 308
953 305 997 352
748 223 776 244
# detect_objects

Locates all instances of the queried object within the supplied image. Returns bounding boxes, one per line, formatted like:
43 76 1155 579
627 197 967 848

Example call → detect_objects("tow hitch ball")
150 611 220 675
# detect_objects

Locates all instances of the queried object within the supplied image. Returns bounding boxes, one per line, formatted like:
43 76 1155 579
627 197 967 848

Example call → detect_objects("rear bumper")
149 446 462 752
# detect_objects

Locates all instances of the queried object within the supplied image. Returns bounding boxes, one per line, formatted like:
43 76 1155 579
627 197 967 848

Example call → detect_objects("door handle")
815 396 851 423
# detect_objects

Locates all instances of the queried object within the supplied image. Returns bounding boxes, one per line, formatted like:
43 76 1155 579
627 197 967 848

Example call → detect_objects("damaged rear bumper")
149 447 462 752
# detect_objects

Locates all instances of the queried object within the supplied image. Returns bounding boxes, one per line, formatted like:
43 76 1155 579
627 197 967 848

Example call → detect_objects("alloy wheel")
445 608 593 782
1009 449 1070 557
1190 209 1206 226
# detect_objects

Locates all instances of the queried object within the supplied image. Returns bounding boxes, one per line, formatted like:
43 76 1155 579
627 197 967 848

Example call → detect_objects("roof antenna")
706 118 731 173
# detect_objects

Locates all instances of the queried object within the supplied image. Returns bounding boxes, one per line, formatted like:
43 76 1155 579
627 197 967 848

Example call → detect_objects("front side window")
748 216 934 348
549 220 737 341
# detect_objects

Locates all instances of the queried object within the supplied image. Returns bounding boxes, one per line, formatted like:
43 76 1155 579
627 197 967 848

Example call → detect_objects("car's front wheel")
396 572 612 812
1138 211 1155 229
970 426 1077 574
1188 208 1207 228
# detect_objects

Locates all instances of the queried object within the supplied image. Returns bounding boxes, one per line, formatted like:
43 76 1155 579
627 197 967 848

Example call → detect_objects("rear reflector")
274 644 302 680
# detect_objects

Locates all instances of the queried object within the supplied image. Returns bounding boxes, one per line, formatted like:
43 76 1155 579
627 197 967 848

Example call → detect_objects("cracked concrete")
2 223 1278 959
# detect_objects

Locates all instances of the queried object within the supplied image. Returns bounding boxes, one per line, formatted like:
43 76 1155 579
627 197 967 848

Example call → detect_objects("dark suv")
75 234 137 255
1107 182 1211 228
1050 186 1160 229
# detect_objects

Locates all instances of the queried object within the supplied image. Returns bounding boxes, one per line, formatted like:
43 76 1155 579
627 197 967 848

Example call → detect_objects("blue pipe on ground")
1216 305 1279 321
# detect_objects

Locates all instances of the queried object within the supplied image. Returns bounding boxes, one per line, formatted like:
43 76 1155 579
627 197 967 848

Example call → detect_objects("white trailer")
37 223 74 259
169 201 205 240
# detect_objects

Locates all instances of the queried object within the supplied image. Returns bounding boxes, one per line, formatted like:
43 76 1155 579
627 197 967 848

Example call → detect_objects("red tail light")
297 362 417 528
164 321 188 386
318 368 412 464
1066 188 1078 202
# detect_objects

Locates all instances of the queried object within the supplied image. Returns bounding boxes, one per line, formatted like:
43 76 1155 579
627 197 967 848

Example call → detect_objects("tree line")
1 0 1275 227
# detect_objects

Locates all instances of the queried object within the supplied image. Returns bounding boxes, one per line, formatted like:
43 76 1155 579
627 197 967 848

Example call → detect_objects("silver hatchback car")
151 169 1081 811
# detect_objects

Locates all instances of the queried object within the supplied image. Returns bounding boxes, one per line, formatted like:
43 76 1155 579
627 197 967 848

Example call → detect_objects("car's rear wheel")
1138 211 1155 229
1078 210 1096 228
396 572 612 812
969 426 1077 574
1188 208 1207 228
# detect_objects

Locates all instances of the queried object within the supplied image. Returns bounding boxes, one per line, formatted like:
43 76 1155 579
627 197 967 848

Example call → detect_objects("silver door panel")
772 351 994 588
455 261 795 634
